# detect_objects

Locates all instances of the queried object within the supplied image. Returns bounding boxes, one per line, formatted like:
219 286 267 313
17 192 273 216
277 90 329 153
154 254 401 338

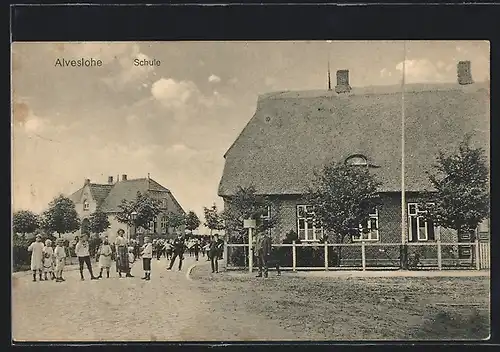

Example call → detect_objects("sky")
11 41 489 233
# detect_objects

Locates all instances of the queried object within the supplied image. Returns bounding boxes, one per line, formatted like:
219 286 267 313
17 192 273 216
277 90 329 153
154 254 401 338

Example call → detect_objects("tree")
305 162 382 245
12 210 39 235
203 204 225 236
115 191 162 232
40 195 81 237
185 210 201 235
165 211 186 233
89 208 110 235
221 186 276 241
422 134 489 240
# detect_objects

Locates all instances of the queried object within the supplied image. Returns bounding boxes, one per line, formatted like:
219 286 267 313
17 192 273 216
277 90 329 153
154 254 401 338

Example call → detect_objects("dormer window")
83 199 90 211
345 154 368 166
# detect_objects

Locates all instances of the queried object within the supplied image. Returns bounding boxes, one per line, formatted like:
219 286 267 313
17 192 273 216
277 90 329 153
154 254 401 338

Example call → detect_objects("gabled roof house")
218 61 489 248
69 174 185 241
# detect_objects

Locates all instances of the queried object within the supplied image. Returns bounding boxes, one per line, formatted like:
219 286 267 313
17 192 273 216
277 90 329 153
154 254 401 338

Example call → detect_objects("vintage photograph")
11 41 490 341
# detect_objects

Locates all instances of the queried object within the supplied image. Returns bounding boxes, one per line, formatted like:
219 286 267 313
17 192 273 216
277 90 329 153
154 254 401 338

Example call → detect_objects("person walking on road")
167 233 186 271
141 236 153 280
193 238 200 261
255 228 272 278
209 234 223 273
75 234 99 281
28 234 44 282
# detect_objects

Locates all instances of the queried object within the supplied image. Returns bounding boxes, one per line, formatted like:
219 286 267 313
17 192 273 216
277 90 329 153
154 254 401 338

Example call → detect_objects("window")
161 198 168 209
345 154 368 166
160 216 168 231
408 203 435 242
297 205 323 241
353 208 379 241
83 199 90 211
261 205 271 235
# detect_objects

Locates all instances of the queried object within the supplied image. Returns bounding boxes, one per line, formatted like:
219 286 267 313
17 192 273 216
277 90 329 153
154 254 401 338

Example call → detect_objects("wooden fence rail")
224 240 490 272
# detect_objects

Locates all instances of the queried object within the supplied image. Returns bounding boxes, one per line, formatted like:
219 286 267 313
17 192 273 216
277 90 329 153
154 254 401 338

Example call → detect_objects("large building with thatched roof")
218 61 489 248
69 174 185 242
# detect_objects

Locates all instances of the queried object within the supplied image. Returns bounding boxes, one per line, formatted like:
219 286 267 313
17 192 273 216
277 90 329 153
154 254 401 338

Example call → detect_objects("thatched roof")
218 82 489 197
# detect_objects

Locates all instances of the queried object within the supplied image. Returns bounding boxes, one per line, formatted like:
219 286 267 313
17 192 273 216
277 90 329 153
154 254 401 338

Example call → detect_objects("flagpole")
401 41 407 269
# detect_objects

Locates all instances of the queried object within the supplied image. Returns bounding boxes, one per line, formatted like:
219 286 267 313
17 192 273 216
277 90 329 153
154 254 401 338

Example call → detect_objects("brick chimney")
122 174 127 181
457 61 473 85
335 69 352 94
84 178 91 185
108 176 114 184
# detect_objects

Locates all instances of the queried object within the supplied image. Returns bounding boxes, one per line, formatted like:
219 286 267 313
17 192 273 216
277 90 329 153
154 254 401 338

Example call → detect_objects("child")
28 234 44 282
127 246 135 275
42 239 56 281
54 238 66 282
97 237 112 279
163 240 173 261
141 236 153 280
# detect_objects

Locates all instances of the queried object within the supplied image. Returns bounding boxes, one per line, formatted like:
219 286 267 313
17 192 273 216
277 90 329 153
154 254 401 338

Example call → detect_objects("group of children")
27 233 154 282
27 234 66 282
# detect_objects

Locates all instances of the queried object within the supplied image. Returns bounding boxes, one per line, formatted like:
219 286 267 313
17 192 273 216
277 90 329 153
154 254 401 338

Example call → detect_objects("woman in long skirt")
115 229 133 278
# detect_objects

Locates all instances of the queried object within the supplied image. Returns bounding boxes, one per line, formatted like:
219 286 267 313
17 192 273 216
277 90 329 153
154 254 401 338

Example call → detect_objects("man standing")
255 228 272 278
167 233 186 271
75 234 99 281
208 234 224 273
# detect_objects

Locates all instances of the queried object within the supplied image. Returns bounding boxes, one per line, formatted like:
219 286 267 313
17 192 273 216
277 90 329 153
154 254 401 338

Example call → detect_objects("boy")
28 234 44 282
167 233 186 271
97 237 113 279
141 236 153 280
128 246 136 275
75 234 99 280
54 238 66 282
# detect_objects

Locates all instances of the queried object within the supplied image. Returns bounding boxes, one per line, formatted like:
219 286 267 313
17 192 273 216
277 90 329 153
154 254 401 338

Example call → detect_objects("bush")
13 234 32 271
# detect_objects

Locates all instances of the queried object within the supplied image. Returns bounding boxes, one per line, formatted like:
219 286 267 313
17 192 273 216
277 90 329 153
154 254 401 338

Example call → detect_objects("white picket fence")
223 240 491 272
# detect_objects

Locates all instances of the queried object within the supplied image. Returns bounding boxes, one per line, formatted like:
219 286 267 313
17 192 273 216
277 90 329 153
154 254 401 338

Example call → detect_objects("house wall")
73 185 98 221
224 192 465 244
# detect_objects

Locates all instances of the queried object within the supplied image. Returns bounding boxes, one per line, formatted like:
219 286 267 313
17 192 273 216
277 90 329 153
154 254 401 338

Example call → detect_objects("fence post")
292 240 297 272
223 242 228 269
361 241 366 271
324 242 328 271
475 238 480 270
248 227 253 273
437 238 442 270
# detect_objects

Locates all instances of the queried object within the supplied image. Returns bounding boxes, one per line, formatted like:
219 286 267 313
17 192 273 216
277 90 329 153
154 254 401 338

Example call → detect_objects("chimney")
122 174 127 181
457 61 473 85
84 178 91 185
335 69 352 94
108 176 114 184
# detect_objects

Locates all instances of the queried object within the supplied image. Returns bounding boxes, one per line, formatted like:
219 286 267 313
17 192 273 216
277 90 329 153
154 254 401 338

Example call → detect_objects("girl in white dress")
54 238 66 282
28 234 45 282
42 239 55 281
97 238 113 278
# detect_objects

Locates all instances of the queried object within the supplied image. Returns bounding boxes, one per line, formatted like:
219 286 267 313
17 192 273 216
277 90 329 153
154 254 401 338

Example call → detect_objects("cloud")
395 59 448 83
380 68 392 78
208 74 221 83
151 78 198 109
150 77 232 114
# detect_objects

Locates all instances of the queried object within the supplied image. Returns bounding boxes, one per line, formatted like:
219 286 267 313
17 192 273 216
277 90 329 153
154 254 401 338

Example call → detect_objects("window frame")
407 202 435 242
160 215 168 231
353 208 380 242
83 199 90 211
296 205 323 242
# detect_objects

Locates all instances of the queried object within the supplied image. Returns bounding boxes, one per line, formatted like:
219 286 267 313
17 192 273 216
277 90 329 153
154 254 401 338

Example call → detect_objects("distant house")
69 174 185 242
218 61 490 253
